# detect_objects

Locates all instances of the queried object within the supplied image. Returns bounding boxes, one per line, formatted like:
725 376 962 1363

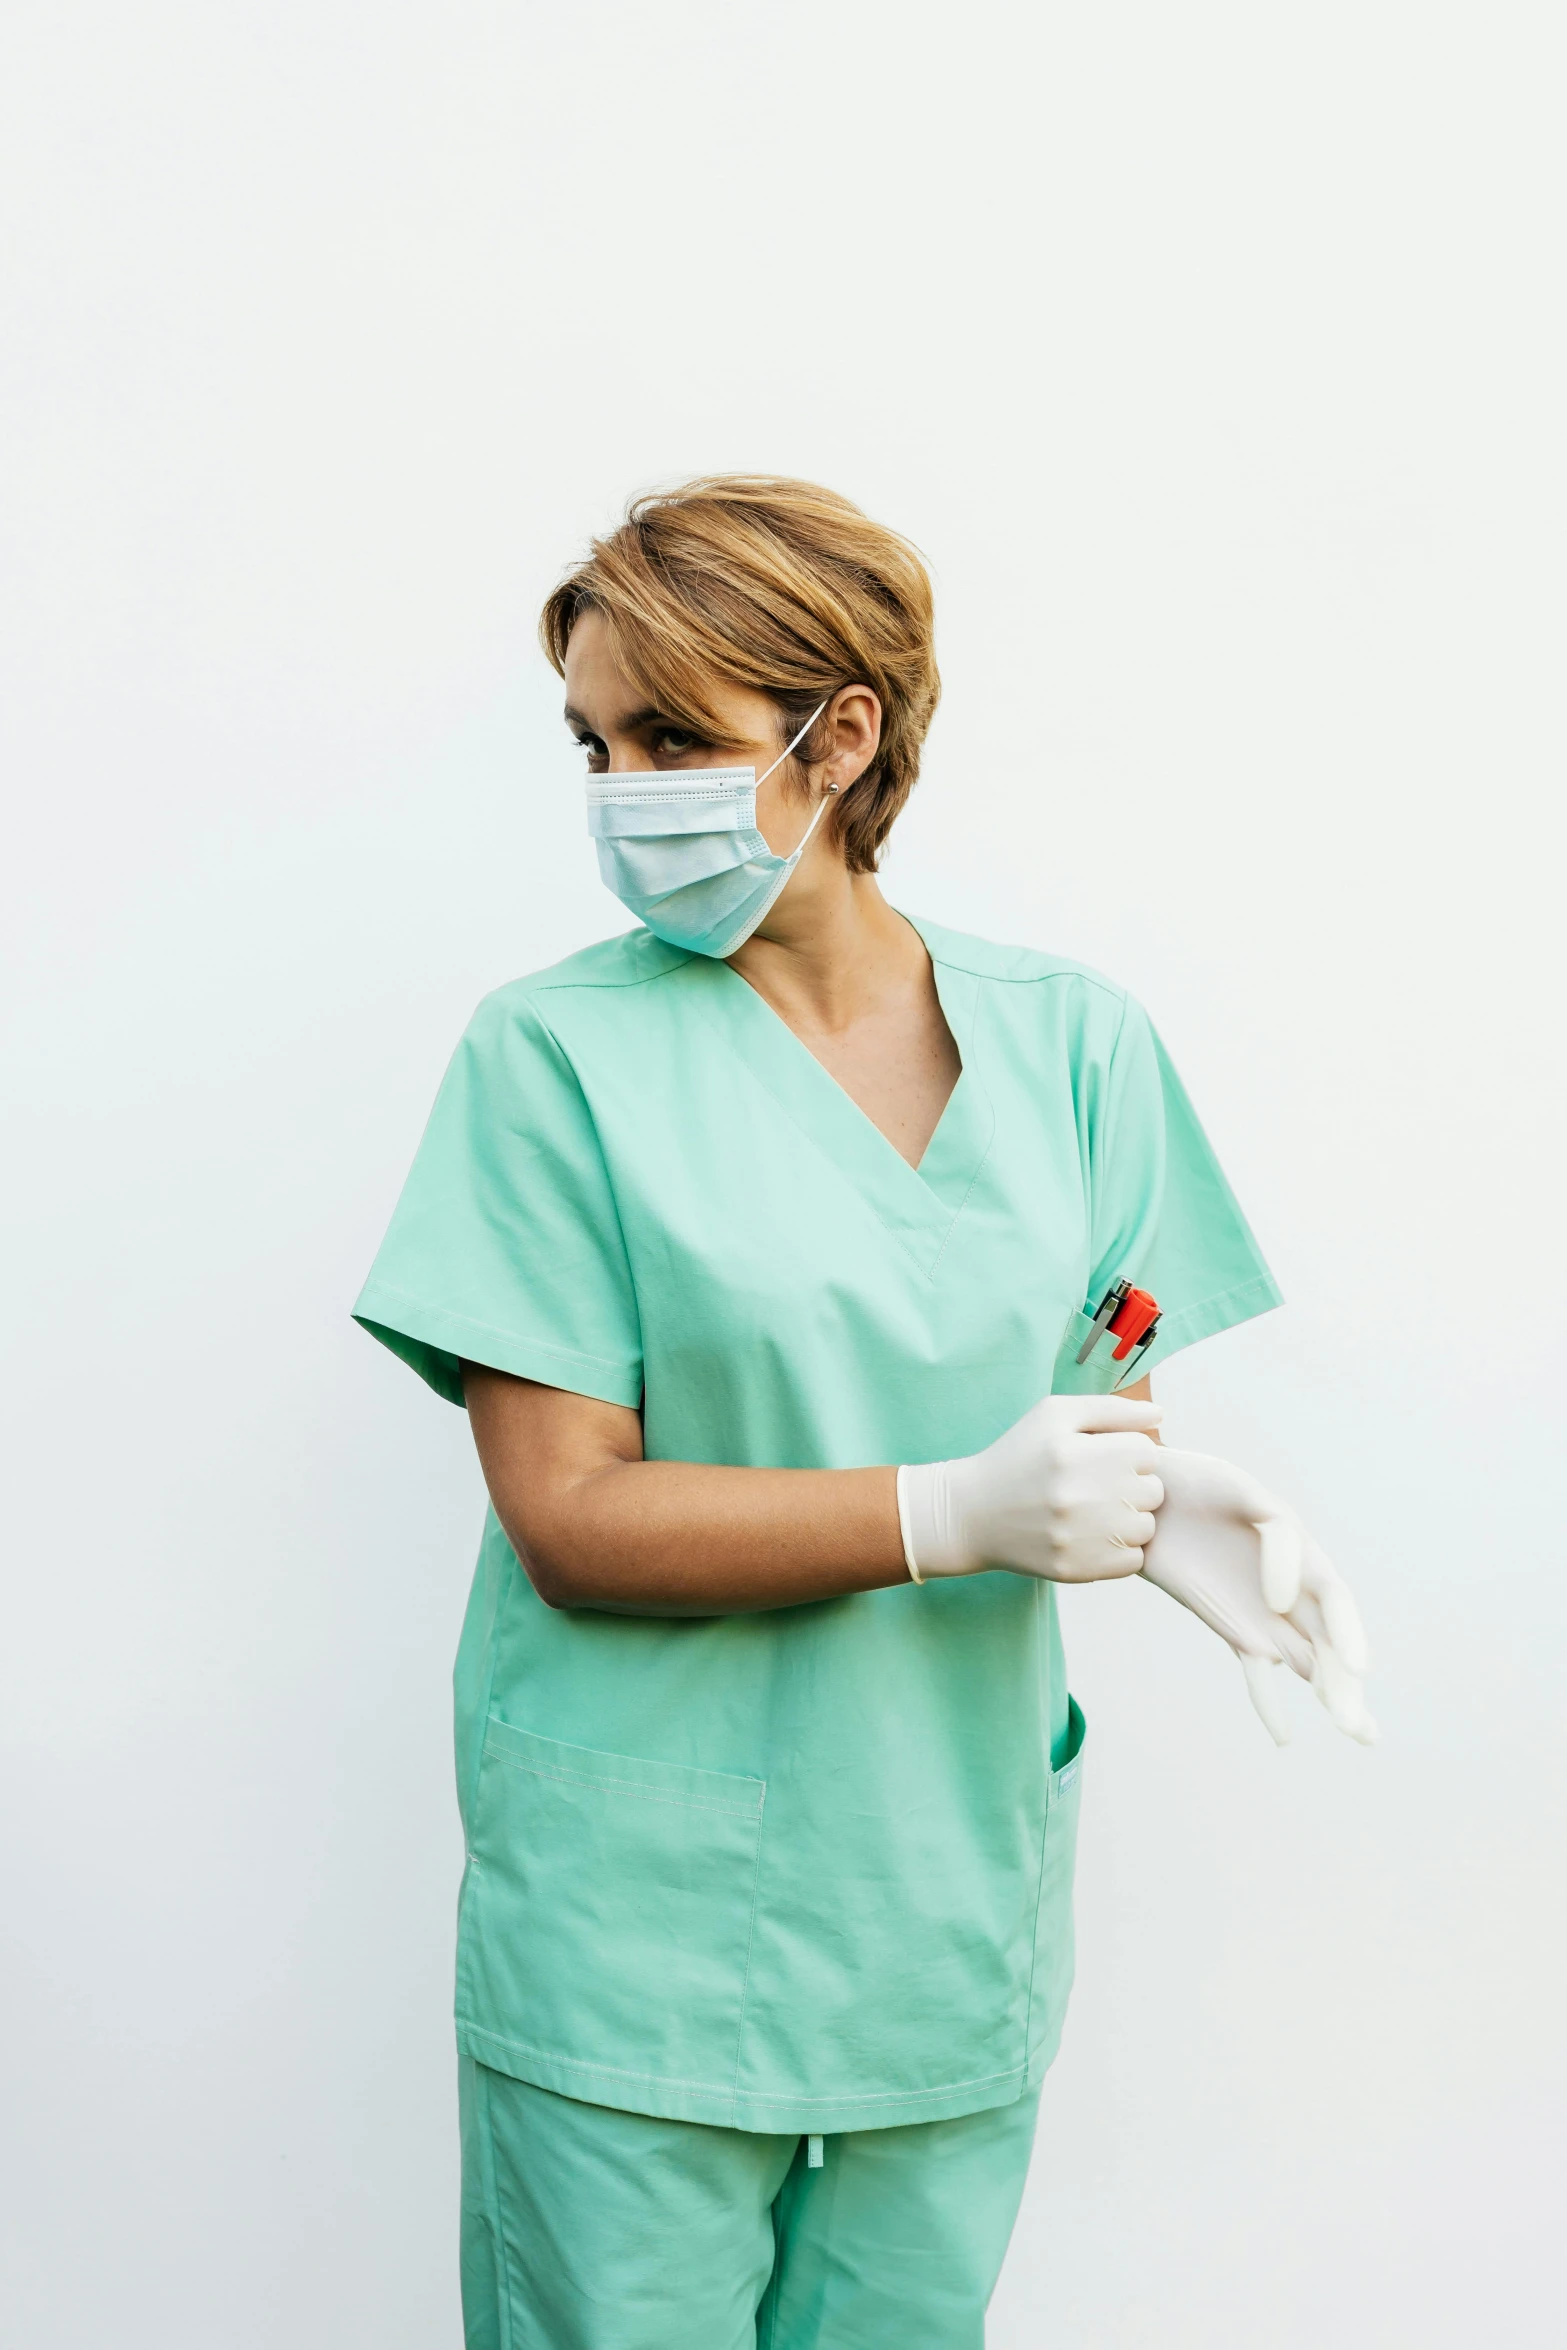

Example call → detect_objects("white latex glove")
1138 1446 1376 1746
898 1396 1165 1583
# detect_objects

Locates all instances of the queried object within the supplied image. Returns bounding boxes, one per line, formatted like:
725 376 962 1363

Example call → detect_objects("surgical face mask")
585 704 831 959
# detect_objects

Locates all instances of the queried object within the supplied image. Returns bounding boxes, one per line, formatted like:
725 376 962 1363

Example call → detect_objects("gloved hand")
897 1395 1165 1583
1137 1446 1376 1746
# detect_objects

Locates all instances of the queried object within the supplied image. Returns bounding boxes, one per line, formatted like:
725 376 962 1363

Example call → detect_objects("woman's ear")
823 685 882 791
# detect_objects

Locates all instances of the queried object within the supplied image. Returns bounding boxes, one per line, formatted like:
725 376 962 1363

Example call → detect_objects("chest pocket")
1052 1308 1149 1396
457 1720 766 2101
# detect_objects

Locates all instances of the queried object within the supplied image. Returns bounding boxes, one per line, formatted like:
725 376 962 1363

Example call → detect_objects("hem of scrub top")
454 2021 1066 2137
352 1283 644 1411
1132 1270 1284 1381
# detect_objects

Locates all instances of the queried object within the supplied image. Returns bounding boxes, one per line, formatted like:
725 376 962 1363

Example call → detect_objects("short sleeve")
1082 996 1282 1377
352 990 643 1409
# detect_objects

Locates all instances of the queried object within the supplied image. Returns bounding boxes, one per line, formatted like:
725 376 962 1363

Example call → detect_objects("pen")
1075 1279 1162 1383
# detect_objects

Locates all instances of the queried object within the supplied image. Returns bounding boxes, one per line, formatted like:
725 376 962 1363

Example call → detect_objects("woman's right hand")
897 1395 1165 1583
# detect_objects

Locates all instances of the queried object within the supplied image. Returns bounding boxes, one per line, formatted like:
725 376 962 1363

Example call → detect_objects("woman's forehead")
564 622 769 738
562 619 651 727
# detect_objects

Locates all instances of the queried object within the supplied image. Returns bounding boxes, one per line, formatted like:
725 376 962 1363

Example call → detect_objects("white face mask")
585 705 832 958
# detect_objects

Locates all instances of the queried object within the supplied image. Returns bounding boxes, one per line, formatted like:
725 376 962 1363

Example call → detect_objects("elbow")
502 1520 590 1612
490 1468 636 1612
515 1540 581 1612
530 1567 584 1612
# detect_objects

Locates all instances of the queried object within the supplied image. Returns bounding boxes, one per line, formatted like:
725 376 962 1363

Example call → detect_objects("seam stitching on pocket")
482 1749 761 1818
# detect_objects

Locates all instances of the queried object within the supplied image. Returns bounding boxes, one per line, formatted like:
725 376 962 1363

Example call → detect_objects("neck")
726 866 927 1034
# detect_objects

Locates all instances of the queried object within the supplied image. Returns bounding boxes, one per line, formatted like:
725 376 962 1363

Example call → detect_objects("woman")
355 477 1372 2349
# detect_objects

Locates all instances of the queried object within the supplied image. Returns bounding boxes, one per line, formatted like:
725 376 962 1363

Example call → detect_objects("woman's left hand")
1138 1447 1377 1747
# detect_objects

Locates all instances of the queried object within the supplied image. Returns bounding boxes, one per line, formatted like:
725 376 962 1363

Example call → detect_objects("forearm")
462 1362 906 1614
516 1457 907 1615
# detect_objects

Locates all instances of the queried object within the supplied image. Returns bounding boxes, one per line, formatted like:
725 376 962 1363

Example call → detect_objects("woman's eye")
573 734 608 768
654 729 700 757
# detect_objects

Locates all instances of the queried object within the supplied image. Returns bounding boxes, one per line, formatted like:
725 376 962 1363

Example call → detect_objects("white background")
3 4 1563 2344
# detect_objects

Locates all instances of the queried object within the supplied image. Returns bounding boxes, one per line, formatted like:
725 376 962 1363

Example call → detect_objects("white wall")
2 5 1561 2344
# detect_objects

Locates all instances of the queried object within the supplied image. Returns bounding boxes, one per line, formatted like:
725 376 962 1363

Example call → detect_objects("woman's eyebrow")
563 695 676 723
564 701 682 735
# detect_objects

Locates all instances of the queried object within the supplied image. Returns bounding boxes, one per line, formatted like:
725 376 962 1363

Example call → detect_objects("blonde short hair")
540 476 940 874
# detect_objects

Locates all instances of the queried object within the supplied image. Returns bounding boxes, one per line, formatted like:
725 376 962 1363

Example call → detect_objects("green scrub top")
355 915 1280 2135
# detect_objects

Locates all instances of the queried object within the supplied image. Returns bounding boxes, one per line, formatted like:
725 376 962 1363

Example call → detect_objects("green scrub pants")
459 2059 1042 2350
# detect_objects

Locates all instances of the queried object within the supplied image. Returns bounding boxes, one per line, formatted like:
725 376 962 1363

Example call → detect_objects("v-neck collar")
675 912 995 1280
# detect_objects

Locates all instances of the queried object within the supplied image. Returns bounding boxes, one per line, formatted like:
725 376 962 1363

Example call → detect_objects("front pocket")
1027 1697 1087 2067
458 1721 766 2097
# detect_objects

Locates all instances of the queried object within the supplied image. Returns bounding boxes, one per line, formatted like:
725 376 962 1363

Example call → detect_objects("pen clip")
1075 1279 1129 1365
1077 1280 1162 1376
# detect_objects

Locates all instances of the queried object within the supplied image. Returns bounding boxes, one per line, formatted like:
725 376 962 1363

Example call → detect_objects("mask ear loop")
755 700 836 858
754 700 830 792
